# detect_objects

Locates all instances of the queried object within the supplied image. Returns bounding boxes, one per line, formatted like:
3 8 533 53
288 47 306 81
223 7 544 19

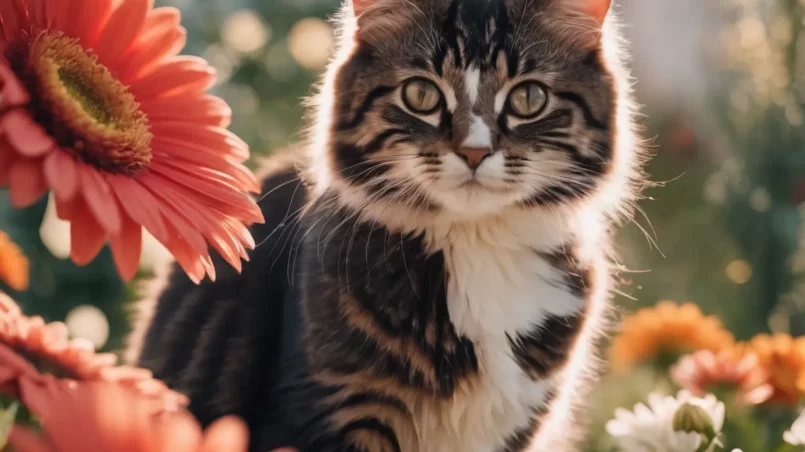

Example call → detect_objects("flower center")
7 31 152 176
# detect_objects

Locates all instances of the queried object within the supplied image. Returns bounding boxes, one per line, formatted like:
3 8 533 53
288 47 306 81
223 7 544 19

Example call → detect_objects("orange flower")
731 334 805 405
0 0 263 283
0 230 28 291
670 349 773 405
609 301 735 372
0 292 187 410
8 379 249 452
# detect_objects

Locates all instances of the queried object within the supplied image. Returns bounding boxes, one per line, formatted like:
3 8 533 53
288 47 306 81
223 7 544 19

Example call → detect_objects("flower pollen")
9 30 152 176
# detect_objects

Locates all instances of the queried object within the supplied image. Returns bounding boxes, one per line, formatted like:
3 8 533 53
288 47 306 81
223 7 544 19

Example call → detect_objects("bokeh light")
65 305 110 350
287 17 333 71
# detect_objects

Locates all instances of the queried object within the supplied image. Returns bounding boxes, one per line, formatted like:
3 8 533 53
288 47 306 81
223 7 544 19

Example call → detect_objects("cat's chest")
414 224 584 451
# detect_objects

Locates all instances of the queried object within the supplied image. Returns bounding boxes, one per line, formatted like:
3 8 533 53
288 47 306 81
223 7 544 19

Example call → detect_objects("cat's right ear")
351 0 371 16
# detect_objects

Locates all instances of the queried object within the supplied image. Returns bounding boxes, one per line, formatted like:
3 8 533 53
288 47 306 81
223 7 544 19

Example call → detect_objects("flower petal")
80 164 122 235
69 199 108 266
0 65 30 105
9 159 47 208
43 150 79 202
150 122 248 160
119 25 187 84
2 110 55 157
107 175 168 244
66 0 112 48
140 94 232 128
128 56 216 101
93 0 154 67
0 1 21 42
109 213 143 281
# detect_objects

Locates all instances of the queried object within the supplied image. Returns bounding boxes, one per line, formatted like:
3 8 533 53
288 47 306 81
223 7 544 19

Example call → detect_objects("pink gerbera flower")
0 292 188 411
0 0 264 283
9 379 250 452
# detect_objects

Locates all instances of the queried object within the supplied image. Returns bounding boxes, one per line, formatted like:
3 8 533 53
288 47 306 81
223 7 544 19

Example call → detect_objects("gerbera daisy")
605 390 725 452
609 302 735 372
732 334 805 405
670 349 773 405
0 292 187 410
8 379 249 452
0 230 28 291
0 0 264 283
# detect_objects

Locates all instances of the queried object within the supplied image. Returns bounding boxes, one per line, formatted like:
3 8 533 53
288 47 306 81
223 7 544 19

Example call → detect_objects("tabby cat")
133 0 645 450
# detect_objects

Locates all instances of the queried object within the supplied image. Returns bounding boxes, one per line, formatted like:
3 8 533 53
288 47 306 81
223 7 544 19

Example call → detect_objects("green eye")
508 82 548 118
402 78 442 114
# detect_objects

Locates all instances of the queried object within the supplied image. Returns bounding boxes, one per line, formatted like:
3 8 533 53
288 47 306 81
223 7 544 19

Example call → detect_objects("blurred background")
0 0 803 447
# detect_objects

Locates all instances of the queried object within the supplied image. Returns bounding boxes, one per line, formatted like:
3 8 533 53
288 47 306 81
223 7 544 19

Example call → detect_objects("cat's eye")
402 78 442 115
508 82 548 119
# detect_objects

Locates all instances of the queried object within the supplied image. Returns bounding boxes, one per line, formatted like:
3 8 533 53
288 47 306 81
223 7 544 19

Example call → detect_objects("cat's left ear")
579 0 611 24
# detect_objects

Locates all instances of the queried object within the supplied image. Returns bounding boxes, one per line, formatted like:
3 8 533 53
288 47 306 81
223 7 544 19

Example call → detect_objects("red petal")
139 94 232 128
149 122 248 159
151 163 263 224
0 1 21 42
70 198 108 266
9 159 47 208
44 0 67 29
54 196 75 220
160 223 207 284
107 175 168 244
93 0 154 68
66 0 112 48
128 57 216 101
110 214 142 281
29 0 47 29
0 65 30 105
2 110 55 157
43 150 78 201
0 139 15 186
80 164 122 235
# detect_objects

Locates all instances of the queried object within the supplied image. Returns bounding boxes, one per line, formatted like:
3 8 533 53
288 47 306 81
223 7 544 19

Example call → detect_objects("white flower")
784 409 805 446
606 390 725 452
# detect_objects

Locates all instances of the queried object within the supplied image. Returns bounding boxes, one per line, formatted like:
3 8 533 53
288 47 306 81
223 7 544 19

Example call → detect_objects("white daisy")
784 409 805 446
606 390 726 452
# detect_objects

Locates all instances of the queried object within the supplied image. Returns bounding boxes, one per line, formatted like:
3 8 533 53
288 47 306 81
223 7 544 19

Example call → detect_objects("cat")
131 0 645 450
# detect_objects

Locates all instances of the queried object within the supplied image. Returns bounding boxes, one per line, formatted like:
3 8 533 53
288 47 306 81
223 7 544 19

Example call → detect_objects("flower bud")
673 402 716 440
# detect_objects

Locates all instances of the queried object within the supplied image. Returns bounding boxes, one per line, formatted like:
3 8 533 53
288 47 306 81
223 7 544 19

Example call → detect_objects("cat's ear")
351 0 371 16
579 0 611 24
552 0 611 25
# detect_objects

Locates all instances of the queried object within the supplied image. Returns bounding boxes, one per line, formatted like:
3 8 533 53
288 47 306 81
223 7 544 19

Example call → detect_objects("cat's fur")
133 0 644 450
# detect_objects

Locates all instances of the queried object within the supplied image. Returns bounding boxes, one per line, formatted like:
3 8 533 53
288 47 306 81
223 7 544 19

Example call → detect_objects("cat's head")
309 0 639 225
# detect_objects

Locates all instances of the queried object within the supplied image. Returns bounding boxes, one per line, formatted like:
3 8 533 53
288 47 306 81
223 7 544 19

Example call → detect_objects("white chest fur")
411 211 591 452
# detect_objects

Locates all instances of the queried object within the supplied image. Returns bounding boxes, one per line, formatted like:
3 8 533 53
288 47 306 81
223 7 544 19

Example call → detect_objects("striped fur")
134 0 644 450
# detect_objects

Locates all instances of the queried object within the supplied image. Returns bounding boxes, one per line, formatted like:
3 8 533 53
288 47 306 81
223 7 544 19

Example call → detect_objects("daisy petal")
109 214 143 281
80 164 122 235
93 0 154 66
43 151 79 202
2 110 55 157
9 159 47 208
69 199 107 266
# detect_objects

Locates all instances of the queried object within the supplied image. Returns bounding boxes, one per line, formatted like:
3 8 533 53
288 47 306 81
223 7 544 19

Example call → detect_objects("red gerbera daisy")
0 292 188 411
0 0 264 283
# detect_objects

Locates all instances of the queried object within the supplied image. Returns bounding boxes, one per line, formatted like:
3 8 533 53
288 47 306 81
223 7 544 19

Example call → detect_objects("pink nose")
456 147 492 170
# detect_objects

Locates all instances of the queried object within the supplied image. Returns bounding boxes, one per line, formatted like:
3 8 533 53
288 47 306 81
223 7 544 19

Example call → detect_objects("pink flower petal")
107 174 169 244
80 164 122 235
93 0 154 67
119 25 187 84
2 110 55 157
139 94 232 128
69 199 108 266
109 213 143 282
9 159 47 208
128 56 216 101
65 0 112 48
0 65 30 105
43 150 79 202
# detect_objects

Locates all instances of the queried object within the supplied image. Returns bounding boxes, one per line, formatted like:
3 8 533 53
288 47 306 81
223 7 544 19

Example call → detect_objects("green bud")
673 402 716 441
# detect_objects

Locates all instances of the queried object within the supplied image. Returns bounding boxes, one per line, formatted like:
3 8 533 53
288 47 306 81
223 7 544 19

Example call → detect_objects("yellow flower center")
8 30 152 176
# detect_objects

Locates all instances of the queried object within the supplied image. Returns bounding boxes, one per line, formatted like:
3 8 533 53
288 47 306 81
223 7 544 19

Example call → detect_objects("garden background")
0 0 803 450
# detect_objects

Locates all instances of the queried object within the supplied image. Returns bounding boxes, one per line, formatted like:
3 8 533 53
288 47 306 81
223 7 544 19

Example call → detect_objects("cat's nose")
456 147 492 170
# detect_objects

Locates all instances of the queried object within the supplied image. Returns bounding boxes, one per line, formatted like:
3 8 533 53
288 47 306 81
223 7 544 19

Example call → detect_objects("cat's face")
320 0 618 219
